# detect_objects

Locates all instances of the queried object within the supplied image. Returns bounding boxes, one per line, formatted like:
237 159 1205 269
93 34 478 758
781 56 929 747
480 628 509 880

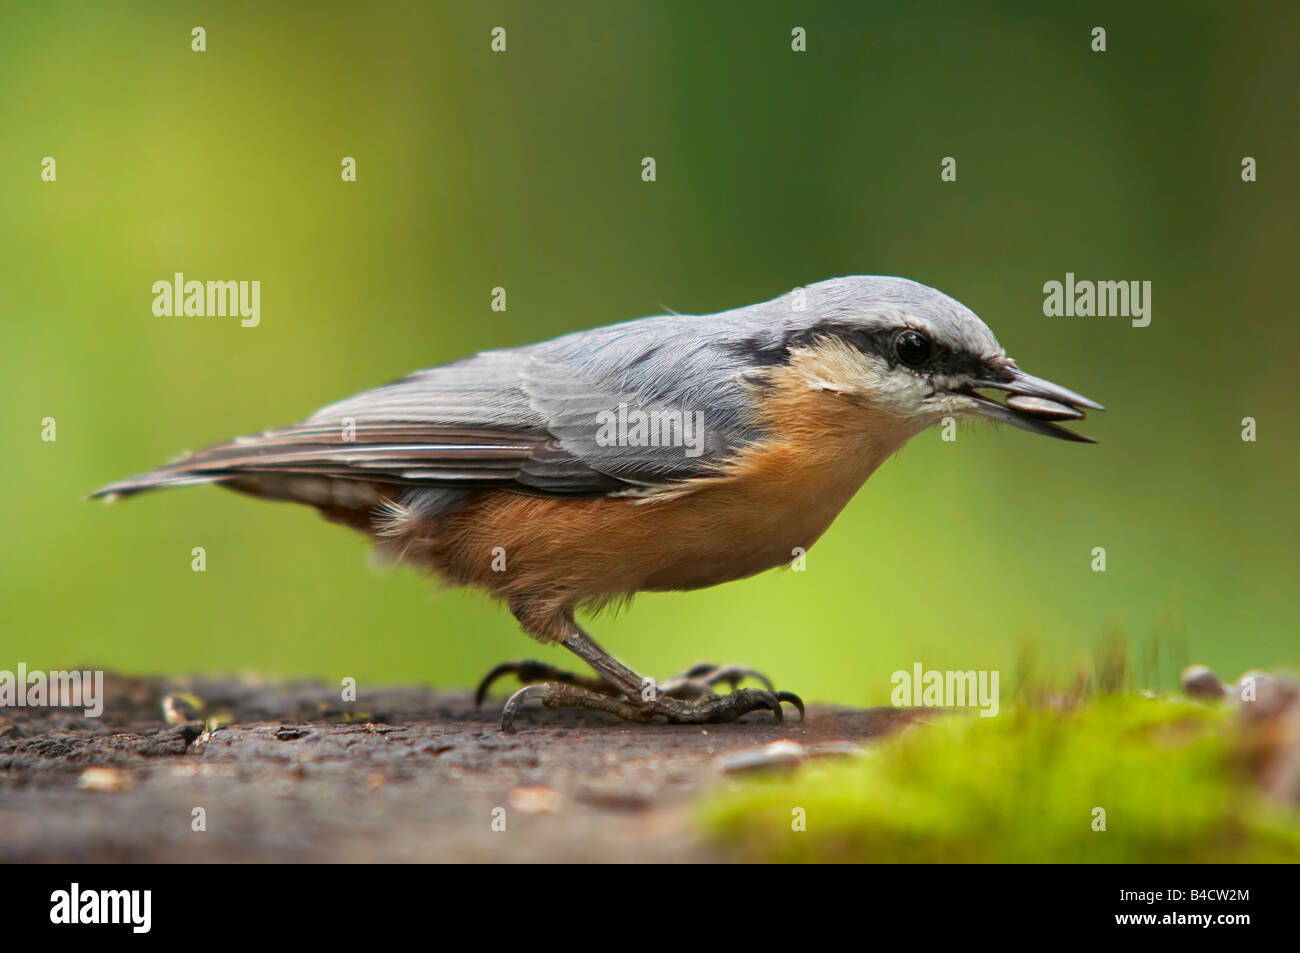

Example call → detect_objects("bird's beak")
964 365 1104 443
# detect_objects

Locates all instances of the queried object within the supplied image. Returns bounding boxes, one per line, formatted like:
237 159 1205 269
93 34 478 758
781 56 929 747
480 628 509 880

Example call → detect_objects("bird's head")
774 276 1103 442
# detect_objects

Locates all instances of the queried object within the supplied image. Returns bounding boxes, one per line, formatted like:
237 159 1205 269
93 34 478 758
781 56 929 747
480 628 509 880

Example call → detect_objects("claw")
475 662 526 707
500 684 551 732
750 689 784 724
475 660 613 707
708 666 776 692
776 691 805 721
676 662 775 692
680 663 718 679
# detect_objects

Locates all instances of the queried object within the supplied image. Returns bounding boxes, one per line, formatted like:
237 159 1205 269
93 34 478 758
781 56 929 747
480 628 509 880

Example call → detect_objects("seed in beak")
1004 394 1085 420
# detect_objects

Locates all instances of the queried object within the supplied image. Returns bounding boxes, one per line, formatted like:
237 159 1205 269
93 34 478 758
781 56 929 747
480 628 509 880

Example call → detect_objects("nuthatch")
93 276 1103 729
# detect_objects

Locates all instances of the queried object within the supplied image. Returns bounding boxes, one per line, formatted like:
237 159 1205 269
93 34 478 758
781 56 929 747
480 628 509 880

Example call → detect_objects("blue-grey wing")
91 313 767 500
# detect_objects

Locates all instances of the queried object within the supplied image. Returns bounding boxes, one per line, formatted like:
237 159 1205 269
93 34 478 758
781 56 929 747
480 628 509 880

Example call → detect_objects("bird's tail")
86 423 369 501
88 435 283 501
87 419 537 503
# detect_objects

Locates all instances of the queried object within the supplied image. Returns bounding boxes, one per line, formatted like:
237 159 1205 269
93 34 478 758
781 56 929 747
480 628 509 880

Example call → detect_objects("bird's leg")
497 624 803 731
474 600 628 706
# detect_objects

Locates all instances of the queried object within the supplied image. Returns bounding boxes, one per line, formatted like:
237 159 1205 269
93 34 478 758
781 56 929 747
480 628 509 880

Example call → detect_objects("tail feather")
87 421 546 502
88 469 230 501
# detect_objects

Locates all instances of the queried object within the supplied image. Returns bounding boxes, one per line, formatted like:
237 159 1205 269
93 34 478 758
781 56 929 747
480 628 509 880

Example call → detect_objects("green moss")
698 697 1300 863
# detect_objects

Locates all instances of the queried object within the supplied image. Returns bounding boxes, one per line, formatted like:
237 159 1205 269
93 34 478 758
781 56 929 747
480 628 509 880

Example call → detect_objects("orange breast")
391 352 926 614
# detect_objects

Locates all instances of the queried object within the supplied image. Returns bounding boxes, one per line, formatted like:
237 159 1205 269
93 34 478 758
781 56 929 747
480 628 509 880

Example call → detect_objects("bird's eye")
894 329 932 368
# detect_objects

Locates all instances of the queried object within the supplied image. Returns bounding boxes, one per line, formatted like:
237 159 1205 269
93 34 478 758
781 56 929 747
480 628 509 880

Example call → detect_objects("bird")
91 276 1103 730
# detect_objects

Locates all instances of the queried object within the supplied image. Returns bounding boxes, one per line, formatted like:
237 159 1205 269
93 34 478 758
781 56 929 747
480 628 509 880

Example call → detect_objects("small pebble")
161 693 202 725
1181 665 1226 699
507 785 565 814
78 767 131 793
716 740 807 775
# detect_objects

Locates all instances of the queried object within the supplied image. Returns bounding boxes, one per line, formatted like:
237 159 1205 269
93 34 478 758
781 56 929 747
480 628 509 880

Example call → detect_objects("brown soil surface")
0 674 920 862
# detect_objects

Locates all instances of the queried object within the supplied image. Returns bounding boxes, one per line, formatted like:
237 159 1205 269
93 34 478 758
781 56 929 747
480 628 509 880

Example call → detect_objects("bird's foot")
481 629 803 731
499 681 802 732
475 657 779 706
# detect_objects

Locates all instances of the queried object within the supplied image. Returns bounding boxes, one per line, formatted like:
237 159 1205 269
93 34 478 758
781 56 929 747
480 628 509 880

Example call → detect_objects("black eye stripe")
838 326 990 379
727 320 992 380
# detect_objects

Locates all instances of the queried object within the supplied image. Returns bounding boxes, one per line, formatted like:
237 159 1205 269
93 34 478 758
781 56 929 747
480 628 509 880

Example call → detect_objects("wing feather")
91 313 769 502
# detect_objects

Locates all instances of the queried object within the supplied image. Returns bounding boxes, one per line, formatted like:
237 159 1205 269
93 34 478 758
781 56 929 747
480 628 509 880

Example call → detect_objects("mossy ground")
697 696 1300 863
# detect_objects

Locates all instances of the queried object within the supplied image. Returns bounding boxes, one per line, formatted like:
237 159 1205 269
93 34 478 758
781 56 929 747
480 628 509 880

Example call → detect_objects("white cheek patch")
848 351 935 415
869 369 932 414
789 338 980 421
789 339 881 397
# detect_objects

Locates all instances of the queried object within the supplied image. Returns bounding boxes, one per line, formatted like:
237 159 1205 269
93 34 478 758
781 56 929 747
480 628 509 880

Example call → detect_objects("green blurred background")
2 1 1296 705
